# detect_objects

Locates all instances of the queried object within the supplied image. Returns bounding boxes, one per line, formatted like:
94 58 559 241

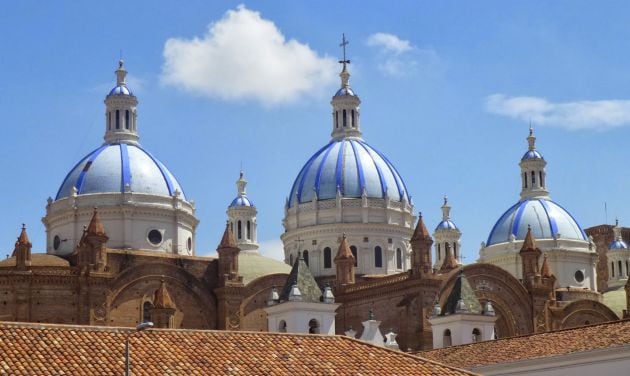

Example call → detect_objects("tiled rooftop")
420 319 630 369
0 321 476 375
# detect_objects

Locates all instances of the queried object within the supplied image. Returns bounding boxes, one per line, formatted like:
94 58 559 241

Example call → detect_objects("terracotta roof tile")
0 321 476 375
420 319 630 369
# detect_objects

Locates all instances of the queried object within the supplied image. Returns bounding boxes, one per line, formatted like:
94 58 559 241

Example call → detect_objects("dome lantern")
330 34 362 140
104 60 139 145
519 127 548 200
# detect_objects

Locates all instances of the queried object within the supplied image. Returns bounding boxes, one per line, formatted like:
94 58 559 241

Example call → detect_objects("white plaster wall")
265 302 339 335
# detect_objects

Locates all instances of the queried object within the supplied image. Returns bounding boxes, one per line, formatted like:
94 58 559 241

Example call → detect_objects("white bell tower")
226 171 259 253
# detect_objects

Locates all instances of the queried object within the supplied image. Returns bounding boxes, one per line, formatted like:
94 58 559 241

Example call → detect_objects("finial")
616 217 619 227
443 195 448 205
527 126 536 151
338 34 351 88
115 59 127 86
21 223 25 230
368 309 375 320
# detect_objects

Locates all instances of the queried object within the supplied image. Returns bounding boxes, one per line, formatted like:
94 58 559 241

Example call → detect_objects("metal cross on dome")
339 33 350 66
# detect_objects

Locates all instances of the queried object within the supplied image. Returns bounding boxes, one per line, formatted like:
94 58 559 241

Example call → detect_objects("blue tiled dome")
108 85 133 96
436 220 457 231
230 196 254 207
288 139 409 207
55 143 185 200
609 239 628 250
521 150 543 161
334 87 356 97
486 198 587 246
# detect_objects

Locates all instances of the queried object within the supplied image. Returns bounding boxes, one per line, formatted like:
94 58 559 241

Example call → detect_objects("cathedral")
2 50 628 351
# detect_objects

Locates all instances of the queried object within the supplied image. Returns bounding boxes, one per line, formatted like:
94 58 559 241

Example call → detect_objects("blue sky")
2 1 630 262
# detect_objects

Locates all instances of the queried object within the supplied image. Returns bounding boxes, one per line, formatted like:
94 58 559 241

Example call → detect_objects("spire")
521 225 537 252
330 35 362 140
153 280 174 309
411 212 431 241
86 208 106 237
218 221 237 249
335 234 354 261
439 243 458 272
441 196 451 220
541 254 553 278
17 224 31 247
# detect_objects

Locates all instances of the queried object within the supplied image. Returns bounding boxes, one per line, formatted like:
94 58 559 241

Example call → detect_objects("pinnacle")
17 224 31 246
335 234 354 261
153 280 175 309
541 255 553 278
439 243 458 272
218 221 237 249
86 208 107 236
411 212 431 241
521 225 537 252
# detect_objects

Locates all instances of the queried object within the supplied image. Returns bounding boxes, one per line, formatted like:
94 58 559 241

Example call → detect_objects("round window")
53 235 61 250
187 237 192 251
148 230 163 246
574 270 585 283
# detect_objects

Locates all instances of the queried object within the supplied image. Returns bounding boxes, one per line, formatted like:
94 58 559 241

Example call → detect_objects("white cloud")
258 239 285 261
366 33 440 77
366 33 413 54
485 94 630 130
161 5 337 106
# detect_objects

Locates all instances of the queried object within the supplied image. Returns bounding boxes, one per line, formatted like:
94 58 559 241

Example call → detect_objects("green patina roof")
603 284 627 317
238 252 291 285
442 272 482 315
280 254 322 303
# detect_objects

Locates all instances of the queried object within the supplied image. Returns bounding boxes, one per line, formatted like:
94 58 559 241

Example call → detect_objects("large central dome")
56 143 185 200
288 138 409 207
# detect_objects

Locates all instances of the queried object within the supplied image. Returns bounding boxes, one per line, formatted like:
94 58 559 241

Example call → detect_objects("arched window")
443 329 452 347
335 111 339 129
278 320 287 333
237 220 242 239
323 247 332 269
350 246 358 267
303 250 309 266
539 171 544 188
472 328 481 343
453 243 457 259
612 261 615 277
531 171 535 185
308 319 320 334
523 172 527 188
374 246 383 268
396 248 403 270
619 261 623 278
125 110 130 129
246 221 251 240
115 110 120 129
437 244 441 260
142 301 153 323
343 109 347 127
351 110 355 127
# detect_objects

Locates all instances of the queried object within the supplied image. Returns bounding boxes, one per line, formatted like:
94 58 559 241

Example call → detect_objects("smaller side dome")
230 196 254 208
521 149 543 161
108 85 133 96
435 196 458 232
334 87 356 97
435 220 457 231
609 239 628 250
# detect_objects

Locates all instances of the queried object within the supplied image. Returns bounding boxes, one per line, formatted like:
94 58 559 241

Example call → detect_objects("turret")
335 234 355 285
226 171 259 253
520 226 542 287
433 196 462 268
410 212 433 277
12 225 32 270
103 60 139 145
216 222 242 284
151 280 176 328
519 127 549 200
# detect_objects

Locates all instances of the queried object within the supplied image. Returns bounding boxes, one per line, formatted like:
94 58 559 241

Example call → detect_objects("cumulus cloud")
258 239 285 261
485 94 630 130
366 32 440 77
161 5 337 106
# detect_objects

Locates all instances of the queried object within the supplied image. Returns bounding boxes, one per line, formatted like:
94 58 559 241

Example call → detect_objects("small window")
619 261 623 278
237 220 242 240
279 320 287 333
108 112 111 130
351 110 355 127
472 328 481 343
53 235 61 251
443 329 452 347
523 172 527 188
453 243 457 259
612 262 615 277
142 301 153 323
125 110 130 129
312 239 317 246
627 261 629 277
148 229 162 245
246 221 251 240
343 109 347 127
308 319 320 334
363 237 369 243
350 246 358 267
374 246 383 268
323 247 332 269
575 270 585 283
531 171 535 185
115 110 120 129
335 111 339 129
396 248 403 270
539 171 543 188
388 238 393 244
289 254 293 265
437 244 441 260
187 237 192 251
303 250 309 266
